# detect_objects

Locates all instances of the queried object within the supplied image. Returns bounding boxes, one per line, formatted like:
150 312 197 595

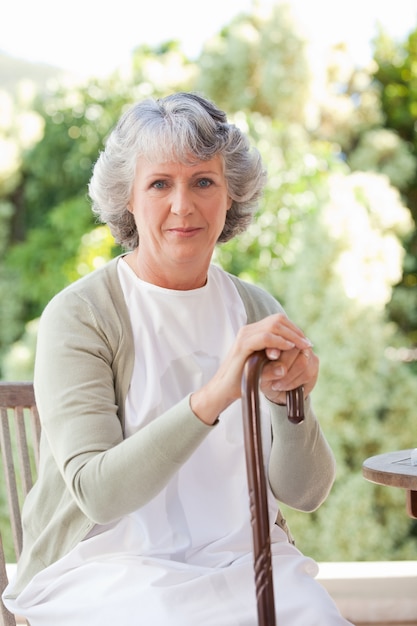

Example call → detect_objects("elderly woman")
3 92 352 625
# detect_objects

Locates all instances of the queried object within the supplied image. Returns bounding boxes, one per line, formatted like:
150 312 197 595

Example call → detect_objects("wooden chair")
0 382 40 626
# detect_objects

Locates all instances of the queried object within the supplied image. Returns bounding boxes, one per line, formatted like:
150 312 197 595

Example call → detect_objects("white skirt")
5 538 352 626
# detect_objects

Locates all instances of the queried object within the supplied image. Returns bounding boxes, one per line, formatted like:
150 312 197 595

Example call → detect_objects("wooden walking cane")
241 351 304 626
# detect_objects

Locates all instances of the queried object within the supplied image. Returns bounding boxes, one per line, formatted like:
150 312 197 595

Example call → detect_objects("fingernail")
268 349 280 360
274 366 284 377
304 338 313 347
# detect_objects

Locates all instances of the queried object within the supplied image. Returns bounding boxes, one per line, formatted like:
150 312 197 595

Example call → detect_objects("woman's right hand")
190 313 312 425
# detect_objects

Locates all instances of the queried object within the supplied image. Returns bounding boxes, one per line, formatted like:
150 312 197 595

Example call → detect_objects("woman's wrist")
190 389 220 426
190 380 237 426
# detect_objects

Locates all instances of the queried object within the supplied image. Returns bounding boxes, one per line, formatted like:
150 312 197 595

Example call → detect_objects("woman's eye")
152 180 167 190
197 178 212 188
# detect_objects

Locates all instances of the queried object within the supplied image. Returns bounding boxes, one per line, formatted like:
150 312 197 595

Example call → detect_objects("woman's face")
128 155 232 289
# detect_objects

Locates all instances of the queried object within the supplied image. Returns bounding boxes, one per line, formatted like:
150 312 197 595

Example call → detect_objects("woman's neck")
123 251 209 290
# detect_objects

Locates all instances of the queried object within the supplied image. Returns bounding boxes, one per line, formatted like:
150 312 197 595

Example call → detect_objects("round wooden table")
362 449 417 519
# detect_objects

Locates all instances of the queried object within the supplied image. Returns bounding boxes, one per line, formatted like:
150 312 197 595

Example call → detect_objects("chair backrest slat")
29 406 41 472
0 535 15 626
13 407 34 499
0 408 23 560
0 382 39 626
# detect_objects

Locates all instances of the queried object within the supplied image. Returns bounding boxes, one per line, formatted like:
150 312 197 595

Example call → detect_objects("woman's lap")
5 551 352 626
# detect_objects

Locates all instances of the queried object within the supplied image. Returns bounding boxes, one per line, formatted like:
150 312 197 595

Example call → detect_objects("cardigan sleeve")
267 398 336 512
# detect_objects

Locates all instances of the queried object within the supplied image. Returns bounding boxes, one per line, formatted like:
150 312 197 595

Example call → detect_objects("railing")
317 560 417 625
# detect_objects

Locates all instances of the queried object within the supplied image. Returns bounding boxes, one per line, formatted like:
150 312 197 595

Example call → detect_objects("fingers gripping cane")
241 350 304 626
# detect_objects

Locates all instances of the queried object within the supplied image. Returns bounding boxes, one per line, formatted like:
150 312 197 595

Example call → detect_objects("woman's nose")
170 186 194 215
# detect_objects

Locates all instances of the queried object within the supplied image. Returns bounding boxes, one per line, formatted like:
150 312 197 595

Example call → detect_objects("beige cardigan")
6 257 335 598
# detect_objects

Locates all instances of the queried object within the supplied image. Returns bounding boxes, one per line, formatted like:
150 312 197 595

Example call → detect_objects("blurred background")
1 0 417 563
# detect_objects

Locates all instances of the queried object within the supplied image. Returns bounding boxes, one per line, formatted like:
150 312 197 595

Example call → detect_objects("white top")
113 259 277 566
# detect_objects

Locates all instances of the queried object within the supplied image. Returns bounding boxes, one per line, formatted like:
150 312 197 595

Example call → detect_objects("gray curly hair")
89 92 267 250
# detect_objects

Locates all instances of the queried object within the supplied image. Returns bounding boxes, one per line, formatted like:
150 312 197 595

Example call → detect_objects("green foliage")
129 41 196 97
215 112 341 292
374 28 417 143
311 51 384 152
282 475 415 562
310 23 417 348
1 225 118 382
4 196 95 320
2 319 38 381
349 128 416 190
18 82 126 231
0 265 24 360
0 78 129 360
372 26 417 343
0 82 45 194
0 200 25 361
275 171 417 560
195 5 310 121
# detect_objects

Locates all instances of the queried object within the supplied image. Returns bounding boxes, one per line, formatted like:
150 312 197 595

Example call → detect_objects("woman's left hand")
259 345 319 405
